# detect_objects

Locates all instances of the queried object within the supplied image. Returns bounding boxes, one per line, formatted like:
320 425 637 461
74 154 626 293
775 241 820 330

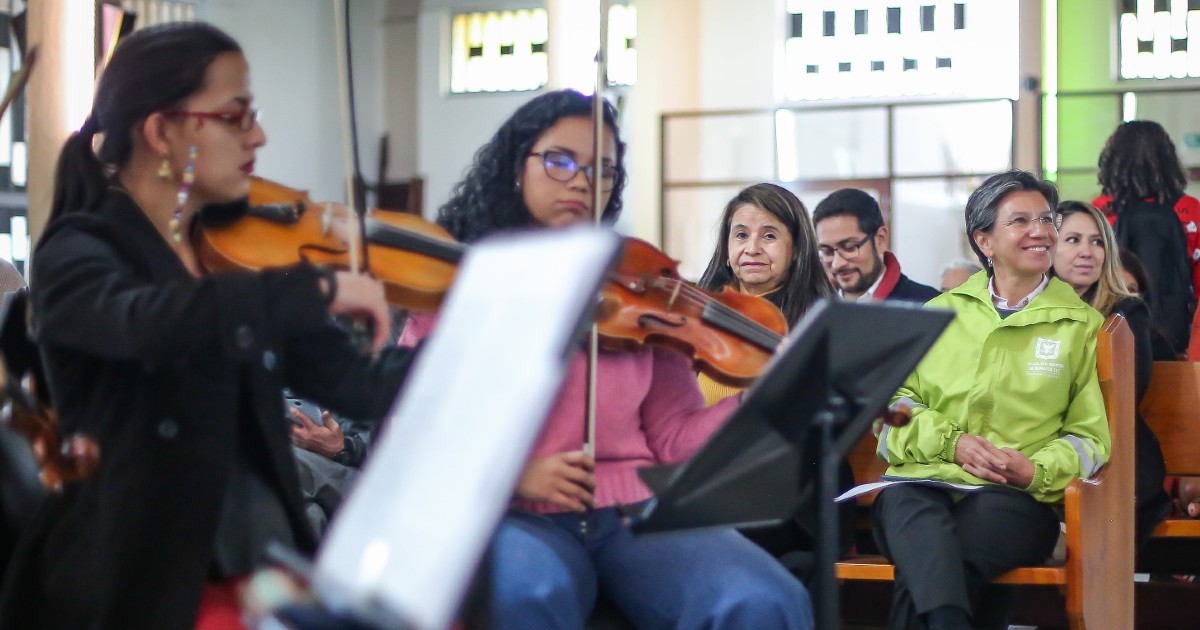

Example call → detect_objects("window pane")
664 114 776 183
891 177 977 288
775 108 887 180
1131 91 1200 168
608 4 637 86
781 0 1018 101
663 187 744 280
892 100 1012 176
450 10 548 93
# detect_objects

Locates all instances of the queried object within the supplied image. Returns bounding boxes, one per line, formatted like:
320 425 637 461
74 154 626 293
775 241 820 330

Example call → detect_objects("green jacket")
879 271 1111 503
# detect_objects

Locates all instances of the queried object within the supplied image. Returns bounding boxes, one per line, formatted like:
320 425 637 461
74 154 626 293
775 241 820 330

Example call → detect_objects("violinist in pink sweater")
402 90 812 630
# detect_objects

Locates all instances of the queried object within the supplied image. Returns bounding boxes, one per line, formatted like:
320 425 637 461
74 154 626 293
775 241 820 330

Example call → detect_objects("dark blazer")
885 274 941 304
0 191 415 629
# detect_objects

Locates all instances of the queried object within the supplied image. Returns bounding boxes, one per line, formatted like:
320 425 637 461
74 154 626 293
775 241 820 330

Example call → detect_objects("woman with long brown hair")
695 183 833 403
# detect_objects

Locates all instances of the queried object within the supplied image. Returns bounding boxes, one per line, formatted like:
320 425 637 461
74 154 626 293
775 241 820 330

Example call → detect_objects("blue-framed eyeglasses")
529 150 619 191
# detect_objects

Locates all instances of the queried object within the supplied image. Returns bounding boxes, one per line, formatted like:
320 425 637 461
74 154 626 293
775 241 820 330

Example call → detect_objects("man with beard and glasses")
813 189 940 304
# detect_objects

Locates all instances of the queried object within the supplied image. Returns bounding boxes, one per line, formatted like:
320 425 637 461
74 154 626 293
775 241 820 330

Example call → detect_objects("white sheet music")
835 477 986 503
314 227 620 630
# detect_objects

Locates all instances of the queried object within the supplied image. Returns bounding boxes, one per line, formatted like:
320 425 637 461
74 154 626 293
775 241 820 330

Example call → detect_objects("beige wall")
27 1 94 244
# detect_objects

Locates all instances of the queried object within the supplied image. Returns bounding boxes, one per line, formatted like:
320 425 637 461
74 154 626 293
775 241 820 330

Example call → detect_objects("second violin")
194 177 463 311
598 237 786 388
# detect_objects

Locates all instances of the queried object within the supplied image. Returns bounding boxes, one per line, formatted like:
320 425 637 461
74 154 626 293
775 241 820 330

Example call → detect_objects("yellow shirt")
698 371 742 406
695 285 781 406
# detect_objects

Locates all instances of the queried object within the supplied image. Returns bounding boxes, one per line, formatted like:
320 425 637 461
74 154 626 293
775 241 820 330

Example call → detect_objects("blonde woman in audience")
1052 200 1170 551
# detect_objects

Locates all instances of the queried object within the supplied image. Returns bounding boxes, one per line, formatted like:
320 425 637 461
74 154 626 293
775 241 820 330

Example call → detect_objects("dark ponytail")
49 117 107 224
48 22 241 224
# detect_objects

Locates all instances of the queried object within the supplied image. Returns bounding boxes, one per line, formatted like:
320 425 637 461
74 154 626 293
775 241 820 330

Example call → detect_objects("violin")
0 291 99 490
194 177 463 311
2 372 100 490
597 237 786 388
196 180 786 386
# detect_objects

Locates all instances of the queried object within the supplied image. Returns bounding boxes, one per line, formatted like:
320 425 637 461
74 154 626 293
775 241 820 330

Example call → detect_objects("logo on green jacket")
1034 337 1061 360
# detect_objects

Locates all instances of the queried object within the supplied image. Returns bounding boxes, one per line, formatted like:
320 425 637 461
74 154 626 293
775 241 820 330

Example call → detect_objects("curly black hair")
1097 120 1187 216
437 90 627 243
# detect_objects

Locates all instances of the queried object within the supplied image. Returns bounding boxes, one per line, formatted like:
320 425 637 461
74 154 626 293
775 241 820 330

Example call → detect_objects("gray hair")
964 170 1059 273
940 258 983 276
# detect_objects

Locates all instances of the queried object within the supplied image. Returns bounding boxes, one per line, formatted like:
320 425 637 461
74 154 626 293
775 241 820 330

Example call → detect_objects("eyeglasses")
1000 214 1057 233
817 232 875 262
160 104 260 131
529 150 619 191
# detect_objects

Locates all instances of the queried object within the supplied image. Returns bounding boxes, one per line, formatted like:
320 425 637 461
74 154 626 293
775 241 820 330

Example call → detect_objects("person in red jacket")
1092 120 1199 354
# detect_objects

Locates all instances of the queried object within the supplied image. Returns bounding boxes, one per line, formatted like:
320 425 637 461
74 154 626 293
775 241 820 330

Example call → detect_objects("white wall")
626 0 700 244
698 0 775 109
415 0 534 219
205 0 387 204
384 0 420 180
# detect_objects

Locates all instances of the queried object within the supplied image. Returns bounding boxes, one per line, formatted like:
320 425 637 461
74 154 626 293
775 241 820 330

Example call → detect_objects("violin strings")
636 275 783 347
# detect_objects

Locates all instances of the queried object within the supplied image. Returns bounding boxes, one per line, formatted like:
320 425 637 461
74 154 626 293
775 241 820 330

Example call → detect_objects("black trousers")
872 483 1059 630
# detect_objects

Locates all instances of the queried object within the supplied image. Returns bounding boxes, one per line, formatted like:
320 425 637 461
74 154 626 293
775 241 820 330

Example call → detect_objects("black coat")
0 192 415 629
1110 297 1171 549
885 274 941 304
1114 198 1196 354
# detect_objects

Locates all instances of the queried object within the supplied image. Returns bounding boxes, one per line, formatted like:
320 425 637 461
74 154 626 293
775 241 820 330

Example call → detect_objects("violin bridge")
321 202 333 236
666 278 682 310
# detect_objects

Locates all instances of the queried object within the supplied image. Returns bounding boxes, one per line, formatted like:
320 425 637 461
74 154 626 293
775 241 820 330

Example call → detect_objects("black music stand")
632 299 952 630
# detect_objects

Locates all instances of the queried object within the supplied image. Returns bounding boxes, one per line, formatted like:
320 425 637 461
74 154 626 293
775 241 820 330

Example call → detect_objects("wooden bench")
835 314 1136 630
1140 361 1200 540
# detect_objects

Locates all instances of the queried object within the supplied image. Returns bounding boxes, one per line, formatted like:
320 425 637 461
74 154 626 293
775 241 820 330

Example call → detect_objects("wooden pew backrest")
1141 361 1200 477
1141 361 1200 539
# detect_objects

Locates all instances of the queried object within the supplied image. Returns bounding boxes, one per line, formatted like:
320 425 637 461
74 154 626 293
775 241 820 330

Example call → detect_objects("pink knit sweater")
400 312 740 513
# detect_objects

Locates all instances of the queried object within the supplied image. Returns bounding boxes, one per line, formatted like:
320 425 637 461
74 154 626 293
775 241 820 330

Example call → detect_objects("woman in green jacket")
872 171 1111 630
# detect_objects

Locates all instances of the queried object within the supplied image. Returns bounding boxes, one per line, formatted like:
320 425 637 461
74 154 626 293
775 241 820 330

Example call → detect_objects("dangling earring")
157 155 173 179
986 256 993 268
169 146 197 244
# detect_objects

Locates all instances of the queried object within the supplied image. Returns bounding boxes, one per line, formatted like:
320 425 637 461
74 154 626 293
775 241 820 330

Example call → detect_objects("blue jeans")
491 508 813 630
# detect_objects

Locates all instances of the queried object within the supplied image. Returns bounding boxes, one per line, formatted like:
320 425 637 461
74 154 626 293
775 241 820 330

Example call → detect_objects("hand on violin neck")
516 450 596 512
327 271 391 349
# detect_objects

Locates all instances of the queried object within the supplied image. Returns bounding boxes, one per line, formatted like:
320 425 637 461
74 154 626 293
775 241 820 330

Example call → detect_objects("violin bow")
583 0 612 457
332 0 369 275
0 45 37 125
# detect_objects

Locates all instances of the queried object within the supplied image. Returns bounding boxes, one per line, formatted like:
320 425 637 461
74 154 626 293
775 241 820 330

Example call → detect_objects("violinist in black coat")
0 24 415 629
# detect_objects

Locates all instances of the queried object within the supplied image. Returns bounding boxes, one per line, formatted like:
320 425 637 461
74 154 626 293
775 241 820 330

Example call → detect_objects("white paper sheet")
314 227 620 630
835 477 986 503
